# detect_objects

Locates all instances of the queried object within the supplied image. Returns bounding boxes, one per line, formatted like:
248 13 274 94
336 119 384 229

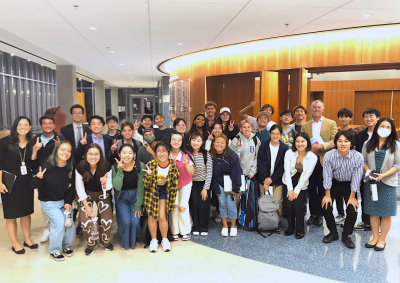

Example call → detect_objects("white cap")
220 107 231 114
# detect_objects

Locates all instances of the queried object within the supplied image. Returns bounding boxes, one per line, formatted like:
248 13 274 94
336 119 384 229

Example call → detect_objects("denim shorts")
158 186 167 200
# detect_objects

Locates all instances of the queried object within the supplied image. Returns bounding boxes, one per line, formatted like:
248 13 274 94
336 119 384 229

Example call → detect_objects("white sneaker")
40 229 50 243
221 228 228 237
200 232 208 236
230 228 238 237
192 231 199 236
149 239 158 253
161 238 171 252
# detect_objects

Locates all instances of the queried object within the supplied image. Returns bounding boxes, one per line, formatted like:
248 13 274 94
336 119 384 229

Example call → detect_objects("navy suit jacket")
74 134 116 164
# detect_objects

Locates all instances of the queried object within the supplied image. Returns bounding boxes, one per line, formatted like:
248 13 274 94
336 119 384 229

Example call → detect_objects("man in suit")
301 100 337 226
61 104 91 162
74 115 117 164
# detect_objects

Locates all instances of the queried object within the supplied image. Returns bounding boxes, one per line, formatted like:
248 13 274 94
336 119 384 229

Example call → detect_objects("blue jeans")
40 200 75 254
116 190 141 249
217 186 237 219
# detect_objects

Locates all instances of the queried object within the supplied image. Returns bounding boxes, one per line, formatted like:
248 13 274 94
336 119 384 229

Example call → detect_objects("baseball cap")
219 107 231 114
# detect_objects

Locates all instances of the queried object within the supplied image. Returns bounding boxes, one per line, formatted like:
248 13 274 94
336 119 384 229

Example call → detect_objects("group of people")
0 99 398 261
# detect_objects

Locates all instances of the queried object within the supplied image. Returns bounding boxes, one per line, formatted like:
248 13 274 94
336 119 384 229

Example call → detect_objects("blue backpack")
238 177 258 231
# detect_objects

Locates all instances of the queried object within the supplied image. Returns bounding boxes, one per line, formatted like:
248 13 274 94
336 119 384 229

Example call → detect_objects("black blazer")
257 140 289 186
61 123 91 149
74 134 116 164
355 128 369 153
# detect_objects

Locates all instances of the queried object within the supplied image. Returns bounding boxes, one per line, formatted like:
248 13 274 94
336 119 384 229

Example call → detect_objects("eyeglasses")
270 133 281 136
88 153 100 157
72 112 83 115
177 124 186 127
156 151 168 155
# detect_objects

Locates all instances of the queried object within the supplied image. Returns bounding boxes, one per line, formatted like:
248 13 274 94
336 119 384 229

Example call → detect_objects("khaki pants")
259 183 283 216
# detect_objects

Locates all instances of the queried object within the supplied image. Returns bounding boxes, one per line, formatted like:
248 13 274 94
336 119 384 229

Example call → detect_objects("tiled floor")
0 197 398 283
0 197 341 283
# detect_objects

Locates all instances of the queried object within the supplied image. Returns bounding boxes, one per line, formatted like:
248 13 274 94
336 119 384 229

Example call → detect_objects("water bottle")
91 217 99 241
64 210 73 228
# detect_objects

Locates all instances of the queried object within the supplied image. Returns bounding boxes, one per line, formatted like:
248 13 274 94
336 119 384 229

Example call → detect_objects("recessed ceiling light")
108 50 115 53
131 77 134 78
41 64 43 66
177 43 183 46
28 59 30 62
89 27 97 30
10 53 14 56
362 14 372 17
120 63 124 65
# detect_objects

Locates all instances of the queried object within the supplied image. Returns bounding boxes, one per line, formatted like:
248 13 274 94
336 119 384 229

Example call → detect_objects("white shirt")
248 116 276 131
266 121 276 131
269 143 279 175
312 116 323 138
75 169 113 202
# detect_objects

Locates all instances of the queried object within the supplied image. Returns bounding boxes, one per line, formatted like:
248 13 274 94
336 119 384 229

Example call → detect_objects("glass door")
129 95 157 123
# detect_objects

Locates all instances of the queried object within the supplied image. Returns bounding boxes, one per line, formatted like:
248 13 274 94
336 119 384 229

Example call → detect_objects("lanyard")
19 146 27 166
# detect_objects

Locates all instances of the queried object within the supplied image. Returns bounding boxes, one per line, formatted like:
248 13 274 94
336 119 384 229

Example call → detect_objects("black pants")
189 181 211 232
335 195 345 216
283 173 307 234
308 158 324 217
358 181 370 225
322 179 357 238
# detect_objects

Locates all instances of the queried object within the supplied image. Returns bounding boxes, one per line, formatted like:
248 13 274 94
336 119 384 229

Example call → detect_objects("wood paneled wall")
189 78 206 125
310 79 400 126
206 73 260 125
167 25 400 80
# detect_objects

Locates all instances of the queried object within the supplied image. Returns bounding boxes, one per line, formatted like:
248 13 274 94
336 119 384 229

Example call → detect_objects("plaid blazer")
143 159 179 221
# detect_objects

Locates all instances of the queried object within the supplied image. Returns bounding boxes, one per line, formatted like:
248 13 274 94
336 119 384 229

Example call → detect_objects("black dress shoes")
23 242 38 249
323 232 339 243
365 242 376 248
314 216 323 226
12 247 25 254
284 230 294 236
342 236 355 249
295 233 305 239
306 215 316 225
374 243 386 251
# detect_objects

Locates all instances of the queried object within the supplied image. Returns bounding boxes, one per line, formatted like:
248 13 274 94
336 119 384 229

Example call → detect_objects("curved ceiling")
0 0 399 87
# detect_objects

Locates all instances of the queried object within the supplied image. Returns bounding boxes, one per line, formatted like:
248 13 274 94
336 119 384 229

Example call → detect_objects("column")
260 71 288 123
111 87 119 117
56 65 77 125
94 80 106 119
288 68 310 118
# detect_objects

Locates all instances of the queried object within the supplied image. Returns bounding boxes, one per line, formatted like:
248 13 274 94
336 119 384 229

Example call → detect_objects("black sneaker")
85 248 94 256
50 252 65 261
63 247 74 257
342 235 355 249
104 243 114 251
323 232 339 243
306 215 316 225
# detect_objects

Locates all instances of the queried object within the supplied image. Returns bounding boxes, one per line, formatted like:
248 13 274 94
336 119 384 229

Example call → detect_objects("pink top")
170 151 193 187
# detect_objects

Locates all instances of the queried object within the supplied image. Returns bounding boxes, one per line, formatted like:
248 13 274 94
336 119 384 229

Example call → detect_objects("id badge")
20 165 27 175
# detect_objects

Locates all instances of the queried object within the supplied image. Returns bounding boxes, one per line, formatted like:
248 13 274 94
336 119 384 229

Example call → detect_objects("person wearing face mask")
321 131 364 249
135 115 153 144
138 128 158 164
112 144 145 250
362 118 400 251
154 113 174 142
354 108 380 231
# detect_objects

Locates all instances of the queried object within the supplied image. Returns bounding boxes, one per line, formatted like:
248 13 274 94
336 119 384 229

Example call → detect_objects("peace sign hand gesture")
111 139 119 153
209 130 214 140
237 138 242 147
114 158 125 169
228 120 235 132
133 120 139 132
80 133 87 145
33 137 44 152
52 136 61 146
182 155 189 166
143 164 153 176
168 112 176 123
100 172 109 187
36 166 47 179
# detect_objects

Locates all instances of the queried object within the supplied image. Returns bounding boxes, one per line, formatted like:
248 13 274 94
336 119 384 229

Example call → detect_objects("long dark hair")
7 116 34 150
210 134 231 159
366 118 399 153
168 131 194 163
173 118 187 133
47 140 74 170
81 144 108 183
188 131 206 155
217 111 234 134
115 143 140 172
188 113 209 140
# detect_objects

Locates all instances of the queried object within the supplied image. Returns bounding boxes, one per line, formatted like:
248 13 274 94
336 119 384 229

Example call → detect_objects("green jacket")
112 162 145 212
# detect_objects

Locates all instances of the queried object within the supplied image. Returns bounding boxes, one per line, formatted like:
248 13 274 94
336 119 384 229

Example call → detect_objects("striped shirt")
192 152 213 190
323 149 364 192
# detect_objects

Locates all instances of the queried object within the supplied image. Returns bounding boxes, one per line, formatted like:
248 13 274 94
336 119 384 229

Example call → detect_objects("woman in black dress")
0 116 39 254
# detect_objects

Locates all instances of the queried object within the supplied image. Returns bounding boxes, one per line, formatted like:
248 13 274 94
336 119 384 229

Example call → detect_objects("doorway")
128 95 158 123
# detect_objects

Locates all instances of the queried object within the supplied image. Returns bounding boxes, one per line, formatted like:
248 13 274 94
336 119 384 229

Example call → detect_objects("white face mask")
377 128 391 138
